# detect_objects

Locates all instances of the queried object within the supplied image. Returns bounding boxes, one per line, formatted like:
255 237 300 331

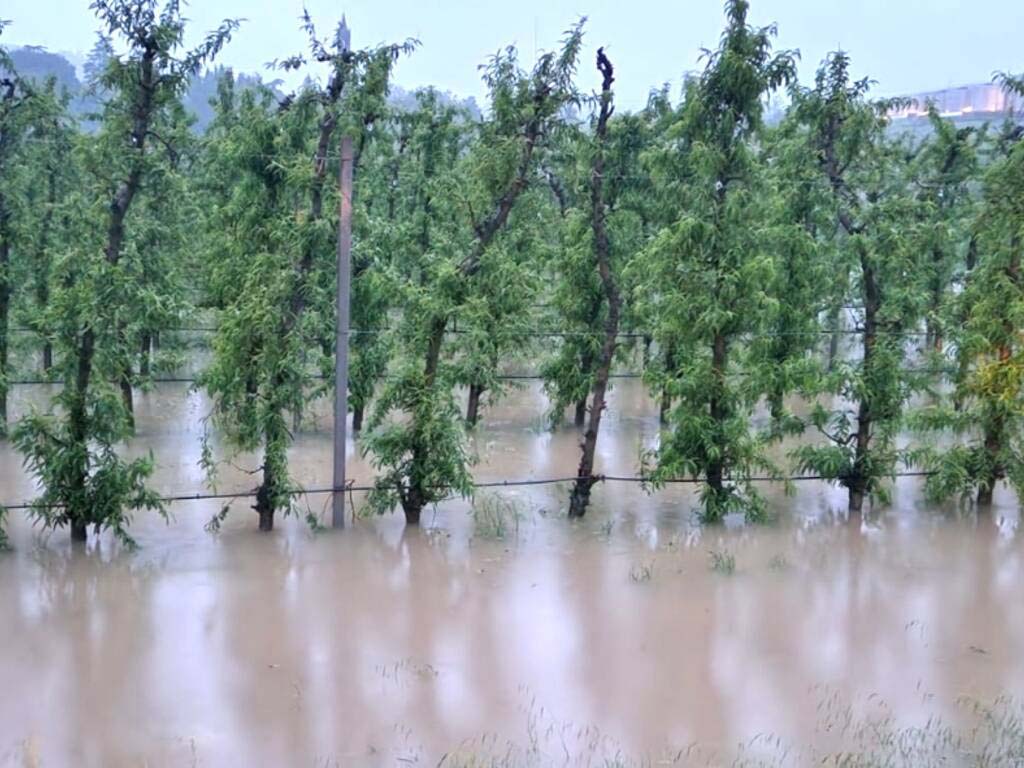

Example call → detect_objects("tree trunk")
254 425 282 532
659 342 677 426
848 485 865 517
977 480 994 507
71 518 88 542
67 328 95 540
706 332 729 517
37 162 57 375
826 305 842 372
352 402 365 433
574 398 587 428
404 316 447 525
402 497 422 526
848 252 878 515
466 382 484 427
659 389 671 426
139 332 152 377
569 49 618 520
120 373 134 430
255 479 275 532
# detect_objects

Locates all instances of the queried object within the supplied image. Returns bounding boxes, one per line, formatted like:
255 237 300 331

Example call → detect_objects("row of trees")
0 0 1021 547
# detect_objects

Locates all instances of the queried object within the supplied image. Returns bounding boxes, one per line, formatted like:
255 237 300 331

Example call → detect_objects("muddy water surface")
1 381 1022 766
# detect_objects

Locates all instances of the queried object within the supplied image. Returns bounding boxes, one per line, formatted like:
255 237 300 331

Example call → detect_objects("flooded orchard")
1 380 1023 767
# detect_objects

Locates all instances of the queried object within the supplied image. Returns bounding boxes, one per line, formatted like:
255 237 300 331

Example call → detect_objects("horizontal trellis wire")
0 470 937 512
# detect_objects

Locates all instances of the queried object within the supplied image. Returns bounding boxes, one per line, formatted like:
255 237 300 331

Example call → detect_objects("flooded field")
1 380 1023 766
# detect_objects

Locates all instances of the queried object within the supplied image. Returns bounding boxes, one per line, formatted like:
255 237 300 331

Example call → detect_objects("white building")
889 83 1023 120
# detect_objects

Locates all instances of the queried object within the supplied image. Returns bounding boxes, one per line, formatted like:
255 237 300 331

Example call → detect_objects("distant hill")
6 47 482 131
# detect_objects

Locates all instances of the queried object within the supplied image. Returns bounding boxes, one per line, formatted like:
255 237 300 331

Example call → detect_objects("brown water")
1 380 1022 766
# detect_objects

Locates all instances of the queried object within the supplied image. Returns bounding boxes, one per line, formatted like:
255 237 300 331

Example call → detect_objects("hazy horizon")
4 0 1022 111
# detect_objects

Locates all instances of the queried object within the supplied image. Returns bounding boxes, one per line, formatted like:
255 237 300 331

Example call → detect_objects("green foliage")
10 0 237 542
0 22 40 438
783 52 931 512
362 25 584 523
629 560 654 582
197 23 409 529
634 0 795 522
1 2 1023 544
708 548 736 574
911 131 1024 504
470 493 523 539
14 413 164 547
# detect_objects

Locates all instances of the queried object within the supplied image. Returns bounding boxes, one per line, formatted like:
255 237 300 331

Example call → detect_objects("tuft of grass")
471 493 523 540
629 560 654 583
768 554 789 571
708 548 736 575
436 691 1024 767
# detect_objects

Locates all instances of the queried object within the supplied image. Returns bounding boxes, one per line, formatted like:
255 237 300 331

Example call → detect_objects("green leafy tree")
635 0 796 523
365 27 583 524
16 78 78 375
539 125 596 427
541 89 668 429
911 117 1024 506
789 52 929 516
912 107 981 354
752 115 831 431
199 19 409 531
360 91 476 524
567 47 623 518
0 22 35 435
12 0 238 544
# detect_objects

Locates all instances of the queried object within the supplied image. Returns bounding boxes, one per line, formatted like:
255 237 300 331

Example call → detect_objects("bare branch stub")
596 46 614 92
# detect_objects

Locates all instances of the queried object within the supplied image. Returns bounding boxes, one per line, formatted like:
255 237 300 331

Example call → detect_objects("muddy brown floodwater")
1 380 1023 767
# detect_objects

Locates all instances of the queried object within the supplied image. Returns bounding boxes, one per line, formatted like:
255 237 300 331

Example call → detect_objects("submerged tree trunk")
120 370 134 429
659 343 676 426
71 518 88 542
826 305 842 372
574 398 587 428
34 165 58 375
466 382 485 427
954 235 979 411
67 327 96 538
139 332 152 377
769 389 785 424
255 461 276 532
977 420 1000 507
705 332 729 513
848 250 879 517
925 245 946 353
569 49 619 520
402 315 447 525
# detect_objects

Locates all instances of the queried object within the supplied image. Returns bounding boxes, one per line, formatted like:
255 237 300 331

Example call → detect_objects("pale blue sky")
4 0 1022 110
